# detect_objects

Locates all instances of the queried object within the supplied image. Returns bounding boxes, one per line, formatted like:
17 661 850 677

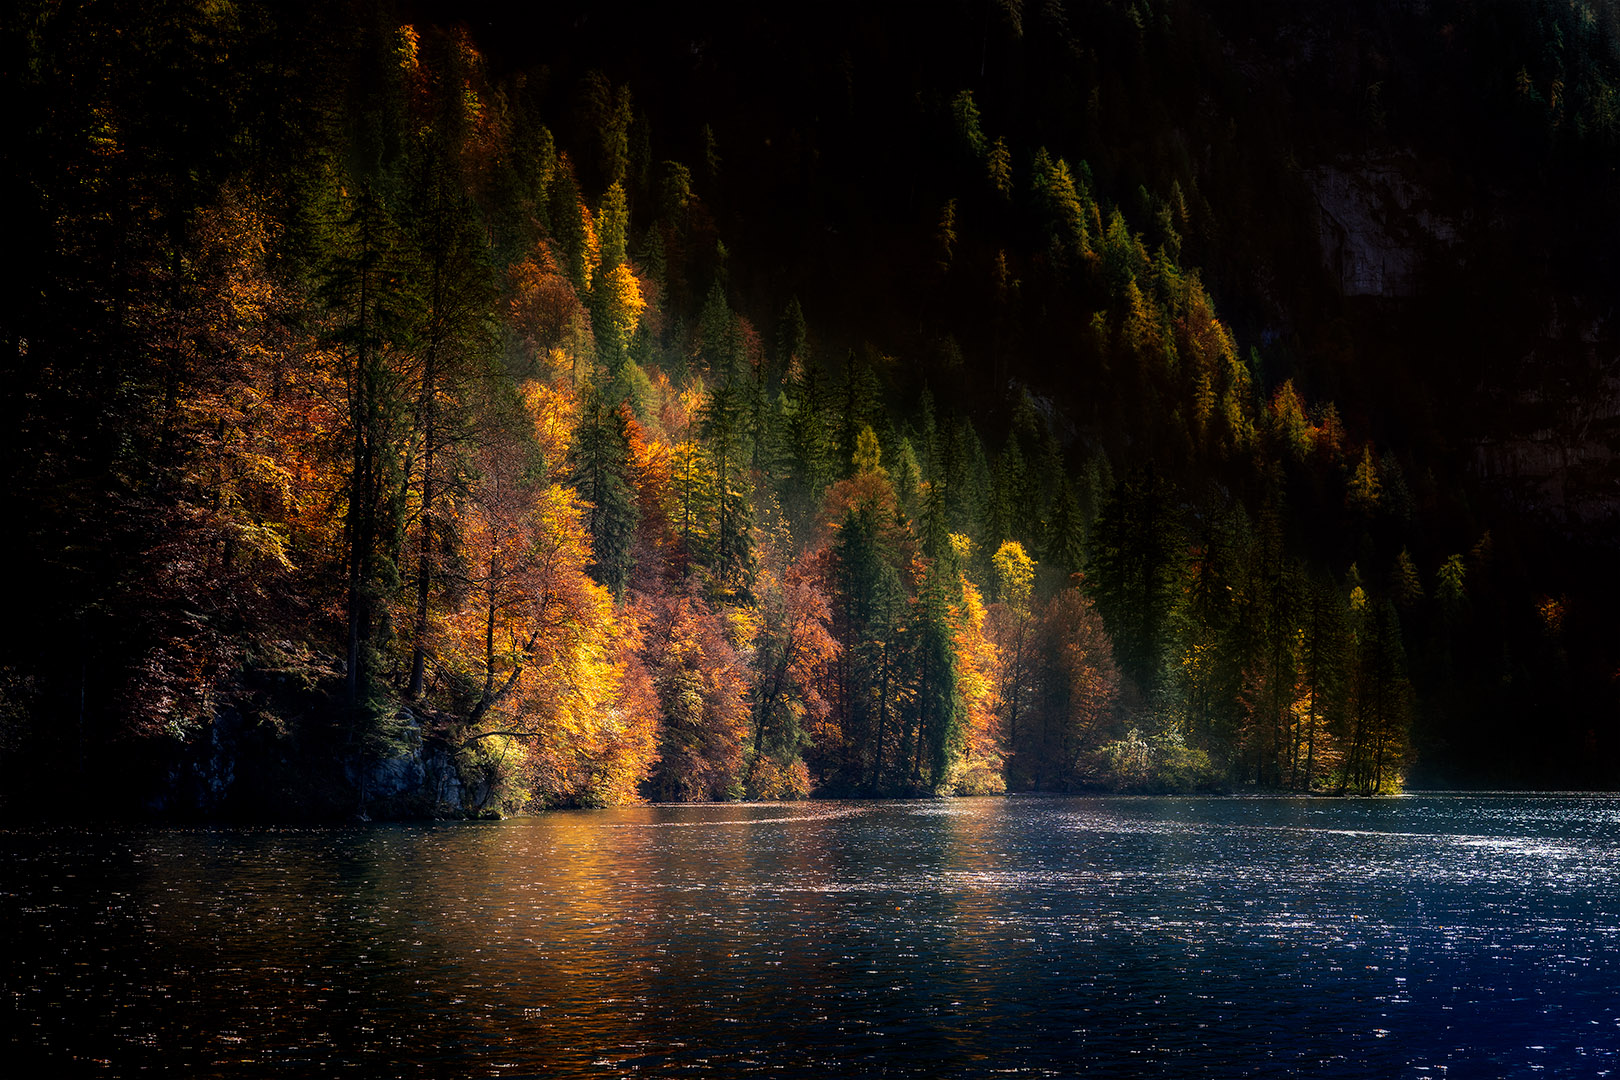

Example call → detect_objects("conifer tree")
402 35 497 701
1296 573 1349 792
1043 479 1087 585
309 22 420 769
1085 469 1186 701
700 383 756 604
780 361 836 532
569 393 639 599
913 511 963 790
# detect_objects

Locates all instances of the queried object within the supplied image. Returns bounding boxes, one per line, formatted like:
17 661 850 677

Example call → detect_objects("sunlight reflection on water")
4 795 1620 1076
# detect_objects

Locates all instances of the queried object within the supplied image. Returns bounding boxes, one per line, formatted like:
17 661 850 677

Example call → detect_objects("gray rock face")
1309 155 1619 530
355 713 467 818
1473 343 1620 530
1309 156 1458 298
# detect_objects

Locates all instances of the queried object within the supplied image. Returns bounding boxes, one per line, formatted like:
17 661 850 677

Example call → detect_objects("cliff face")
1304 152 1620 533
1472 331 1620 532
1309 156 1461 300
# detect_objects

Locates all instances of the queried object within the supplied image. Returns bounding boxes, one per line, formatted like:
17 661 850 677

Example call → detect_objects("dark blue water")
4 795 1619 1077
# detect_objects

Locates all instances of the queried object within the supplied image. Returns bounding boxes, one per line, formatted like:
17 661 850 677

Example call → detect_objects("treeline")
0 2 1569 816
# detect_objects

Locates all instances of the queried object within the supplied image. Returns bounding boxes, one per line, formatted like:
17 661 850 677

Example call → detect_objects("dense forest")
2 0 1617 817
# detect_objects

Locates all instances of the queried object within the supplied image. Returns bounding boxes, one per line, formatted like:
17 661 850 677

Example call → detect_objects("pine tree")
697 280 739 380
780 361 836 534
550 157 596 295
1042 479 1087 584
1295 573 1349 792
826 489 905 791
913 503 963 790
778 296 808 371
837 352 886 477
309 27 421 771
597 181 629 273
402 37 498 701
892 438 923 522
1084 469 1186 701
569 393 639 599
700 380 756 603
988 136 1013 199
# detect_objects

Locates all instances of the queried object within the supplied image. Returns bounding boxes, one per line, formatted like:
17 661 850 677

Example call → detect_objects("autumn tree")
441 384 654 810
1026 589 1122 789
643 581 752 801
746 531 838 798
988 540 1040 788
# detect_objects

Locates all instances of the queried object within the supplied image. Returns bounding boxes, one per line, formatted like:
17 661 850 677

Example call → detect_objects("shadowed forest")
3 0 1618 817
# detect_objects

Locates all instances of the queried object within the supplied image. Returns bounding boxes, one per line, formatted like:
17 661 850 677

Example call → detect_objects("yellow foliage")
949 580 1005 794
1268 380 1314 462
1347 445 1381 513
992 540 1035 609
396 24 420 71
749 756 812 800
853 425 885 477
594 262 646 360
517 378 578 469
721 603 759 653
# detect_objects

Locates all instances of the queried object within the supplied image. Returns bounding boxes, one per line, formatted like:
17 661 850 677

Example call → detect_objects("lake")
4 795 1619 1076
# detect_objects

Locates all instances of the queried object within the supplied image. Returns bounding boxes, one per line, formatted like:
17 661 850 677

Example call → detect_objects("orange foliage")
508 243 589 367
439 385 656 806
747 539 840 797
122 184 342 736
642 582 753 801
817 470 906 544
1033 589 1121 780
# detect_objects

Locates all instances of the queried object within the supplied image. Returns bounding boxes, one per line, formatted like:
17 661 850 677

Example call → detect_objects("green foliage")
853 425 885 477
699 381 757 604
1085 470 1186 698
1041 480 1086 583
598 182 629 272
778 296 808 368
892 437 922 520
1393 549 1424 608
1032 149 1097 268
697 281 740 380
951 90 987 158
1099 727 1219 793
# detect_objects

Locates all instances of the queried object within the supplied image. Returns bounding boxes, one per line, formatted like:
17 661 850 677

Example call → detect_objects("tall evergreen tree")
569 393 638 599
1084 469 1186 702
402 33 497 700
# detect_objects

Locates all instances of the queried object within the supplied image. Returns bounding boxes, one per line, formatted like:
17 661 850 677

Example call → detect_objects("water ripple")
4 795 1618 1076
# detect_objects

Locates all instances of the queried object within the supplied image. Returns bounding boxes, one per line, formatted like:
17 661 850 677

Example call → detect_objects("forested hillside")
3 0 1616 817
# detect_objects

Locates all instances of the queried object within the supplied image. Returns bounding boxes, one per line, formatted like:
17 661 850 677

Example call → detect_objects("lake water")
4 795 1619 1077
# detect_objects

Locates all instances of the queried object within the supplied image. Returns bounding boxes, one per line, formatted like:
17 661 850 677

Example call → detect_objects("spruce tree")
569 393 638 599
